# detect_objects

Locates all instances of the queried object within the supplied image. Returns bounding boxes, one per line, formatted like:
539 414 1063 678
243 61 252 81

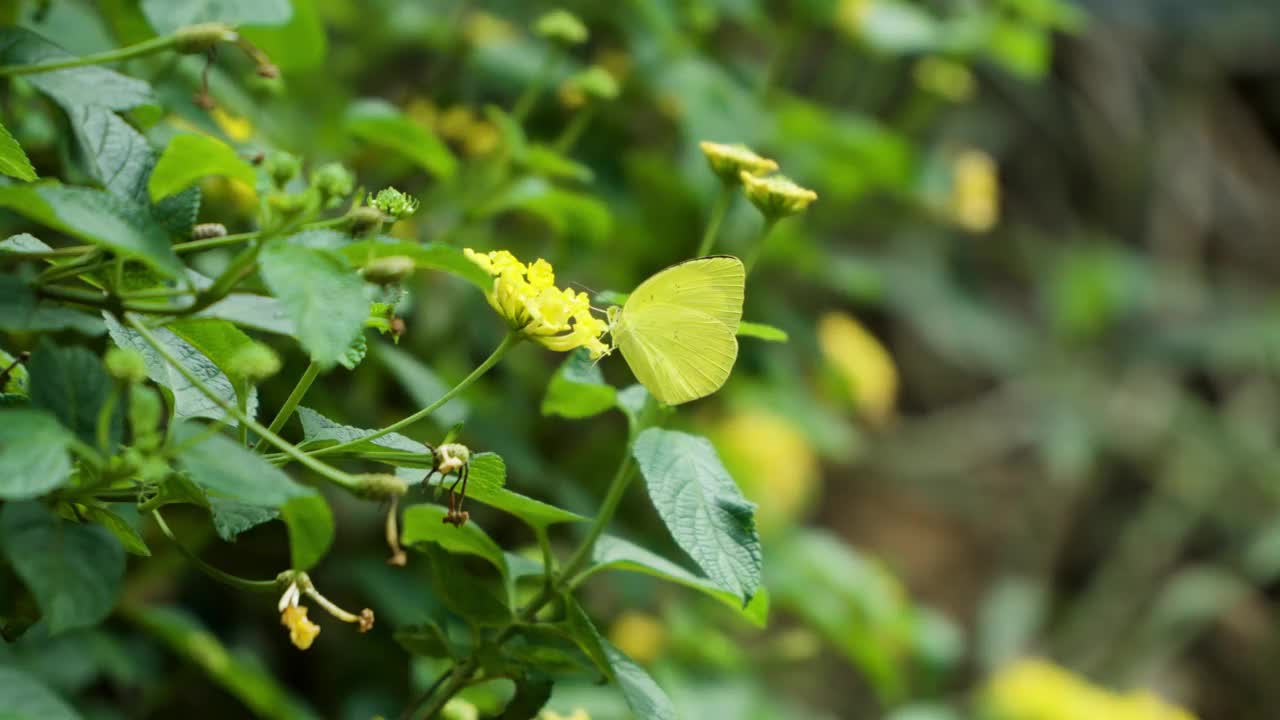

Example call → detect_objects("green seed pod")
346 206 387 236
352 473 409 500
105 347 148 384
264 151 302 187
129 384 164 450
311 162 355 207
362 255 416 285
228 342 282 382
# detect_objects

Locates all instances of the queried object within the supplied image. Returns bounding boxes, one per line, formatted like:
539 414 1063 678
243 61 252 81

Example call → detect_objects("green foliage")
173 422 312 506
344 99 457 180
259 239 370 368
0 409 73 500
28 341 124 449
280 494 333 570
0 666 81 720
0 119 36 181
149 134 257 202
542 348 617 419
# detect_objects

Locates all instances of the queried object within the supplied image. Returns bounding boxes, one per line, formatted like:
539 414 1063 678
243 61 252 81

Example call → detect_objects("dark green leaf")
497 672 553 720
401 503 508 575
542 348 616 419
259 239 370 369
632 428 763 605
561 597 675 719
68 105 149 199
296 405 430 483
140 0 292 34
0 118 37 181
340 239 491 290
281 494 334 570
208 497 277 541
148 133 257 202
418 543 510 626
394 622 452 659
0 665 82 720
0 275 105 335
0 28 153 110
344 99 456 179
80 505 150 556
0 502 125 634
173 422 312 507
0 409 73 500
28 340 123 449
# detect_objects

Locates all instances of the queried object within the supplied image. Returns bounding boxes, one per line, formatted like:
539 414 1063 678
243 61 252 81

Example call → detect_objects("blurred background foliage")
4 0 1280 718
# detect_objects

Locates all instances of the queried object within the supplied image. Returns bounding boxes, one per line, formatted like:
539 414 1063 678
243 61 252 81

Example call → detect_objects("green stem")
151 510 280 594
553 105 596 154
237 379 251 447
559 455 637 583
743 217 779 275
0 34 179 76
172 216 348 255
697 184 734 257
124 314 364 494
96 382 121 453
254 360 321 452
512 50 559 123
307 333 521 459
535 525 556 580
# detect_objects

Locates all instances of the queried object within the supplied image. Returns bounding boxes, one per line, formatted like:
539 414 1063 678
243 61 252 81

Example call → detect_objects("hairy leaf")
0 118 36 181
173 422 312 507
0 409 73 500
28 340 123 449
542 348 616 419
260 240 369 369
149 133 257 202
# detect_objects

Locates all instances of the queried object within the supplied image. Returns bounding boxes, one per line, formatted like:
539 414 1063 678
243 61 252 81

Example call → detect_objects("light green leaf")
260 239 370 369
81 505 151 557
588 535 769 627
198 293 295 335
480 177 611 245
28 341 123 449
632 428 763 605
0 233 49 253
422 453 587 528
857 1 942 53
240 0 325 71
519 144 593 182
173 422 312 507
0 184 182 277
338 332 367 370
0 502 125 634
281 494 334 571
0 28 153 111
0 666 82 720
0 409 73 500
140 0 292 34
68 105 149 198
542 348 616 419
0 118 36 181
374 342 469 427
344 99 456 179
340 239 491 290
0 274 104 335
401 503 508 576
737 321 789 342
165 318 261 421
149 133 257 202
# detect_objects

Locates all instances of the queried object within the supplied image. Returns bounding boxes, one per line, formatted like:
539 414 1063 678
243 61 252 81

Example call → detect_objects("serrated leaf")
542 348 616 419
149 133 257 202
344 99 456 179
737 321 788 342
281 494 333 570
374 342 469 427
0 274 104 335
152 186 201 239
104 315 247 423
68 105 149 199
81 505 150 556
173 422 312 507
0 666 82 720
0 502 125 634
28 340 123 449
165 317 260 420
0 118 36 181
340 239 491 290
0 28 153 111
338 332 367 370
140 0 292 34
0 184 182 277
422 453 587 528
632 428 763 606
479 177 611 245
260 239 370 369
588 535 769 627
198 293 295 335
208 497 277 541
0 409 72 500
402 503 508 576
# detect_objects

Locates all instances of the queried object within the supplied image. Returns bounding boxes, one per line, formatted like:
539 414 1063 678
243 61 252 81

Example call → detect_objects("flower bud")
740 172 818 221
311 162 355 207
346 206 387 236
264 151 301 187
105 347 148 384
561 66 620 106
361 255 416 285
699 141 778 184
353 473 409 500
368 187 419 219
174 22 237 54
228 342 281 382
535 9 588 46
267 191 309 219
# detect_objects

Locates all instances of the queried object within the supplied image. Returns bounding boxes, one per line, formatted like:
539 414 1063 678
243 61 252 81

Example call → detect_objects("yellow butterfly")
608 256 745 405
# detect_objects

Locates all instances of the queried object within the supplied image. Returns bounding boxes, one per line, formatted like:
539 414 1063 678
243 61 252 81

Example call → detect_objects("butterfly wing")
623 256 744 332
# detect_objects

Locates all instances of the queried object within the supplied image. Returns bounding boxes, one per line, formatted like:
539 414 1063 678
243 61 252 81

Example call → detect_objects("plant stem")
125 314 364 494
172 216 348 254
697 183 734 257
253 360 321 452
512 50 559 123
743 217 779 275
0 34 179 76
307 333 521 459
151 509 280 594
559 456 637 583
553 105 596 154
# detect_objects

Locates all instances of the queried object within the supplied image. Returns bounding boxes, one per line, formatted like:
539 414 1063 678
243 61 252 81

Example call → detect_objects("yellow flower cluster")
741 172 819 220
464 249 609 359
985 659 1197 720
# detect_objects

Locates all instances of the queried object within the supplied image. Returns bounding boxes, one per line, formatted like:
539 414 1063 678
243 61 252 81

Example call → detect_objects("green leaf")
0 502 125 634
296 406 431 484
479 177 611 245
124 605 320 720
338 332 367 370
140 0 293 34
0 118 36 181
856 1 942 54
208 498 277 541
0 409 73 500
239 0 325 71
561 597 676 719
374 342 469 427
0 666 82 720
68 105 149 199
28 340 123 449
422 453 587 528
148 133 257 202
281 494 333 571
588 535 769 627
0 184 182 277
0 275 104 335
103 315 244 422
173 422 313 507
165 318 261 420
497 673 553 720
197 293 294 335
344 99 457 179
632 428 763 605
0 28 154 111
737 321 789 342
401 503 508 576
394 622 453 659
418 543 511 626
340 239 491 290
260 239 370 369
542 348 616 419
519 144 593 183
80 505 151 556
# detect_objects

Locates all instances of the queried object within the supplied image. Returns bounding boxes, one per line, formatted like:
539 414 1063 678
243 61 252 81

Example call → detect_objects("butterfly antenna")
570 280 598 295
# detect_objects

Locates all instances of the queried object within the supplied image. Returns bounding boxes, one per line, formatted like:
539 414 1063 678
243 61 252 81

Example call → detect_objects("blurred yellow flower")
699 141 778 184
463 11 517 46
740 172 819 220
985 658 1197 720
950 148 999 233
914 57 976 102
817 312 897 425
464 249 609 358
835 0 873 36
715 410 818 535
607 611 668 664
210 107 253 142
539 710 590 720
281 605 320 650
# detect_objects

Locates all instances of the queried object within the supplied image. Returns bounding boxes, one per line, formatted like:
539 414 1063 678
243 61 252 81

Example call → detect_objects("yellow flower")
210 107 253 142
949 148 999 233
914 57 975 102
714 410 819 535
538 710 591 720
835 0 873 36
741 172 818 220
464 249 610 358
607 611 668 664
984 658 1198 720
281 605 320 650
699 141 778 184
818 312 897 425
